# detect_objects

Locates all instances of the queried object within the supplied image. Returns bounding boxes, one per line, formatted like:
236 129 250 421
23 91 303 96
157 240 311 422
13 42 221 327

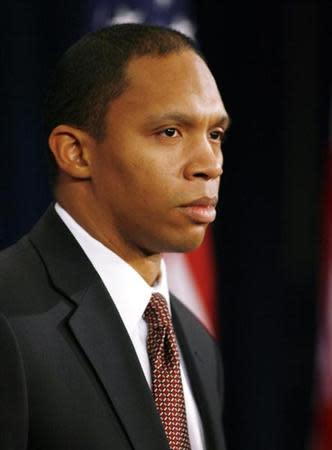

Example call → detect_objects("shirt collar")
54 203 170 338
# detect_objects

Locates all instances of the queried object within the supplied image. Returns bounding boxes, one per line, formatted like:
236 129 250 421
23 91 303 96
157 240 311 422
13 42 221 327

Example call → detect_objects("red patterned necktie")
143 293 191 450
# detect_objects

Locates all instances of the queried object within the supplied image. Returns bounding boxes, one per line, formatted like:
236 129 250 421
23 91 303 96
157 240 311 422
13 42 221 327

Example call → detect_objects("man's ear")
48 125 94 179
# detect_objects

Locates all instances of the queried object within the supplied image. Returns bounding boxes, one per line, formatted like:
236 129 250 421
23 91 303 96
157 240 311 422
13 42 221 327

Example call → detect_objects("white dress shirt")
55 203 205 450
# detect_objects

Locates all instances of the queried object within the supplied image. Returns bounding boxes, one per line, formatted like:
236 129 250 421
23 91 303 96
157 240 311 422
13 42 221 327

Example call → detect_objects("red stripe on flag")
185 227 218 334
314 404 332 450
312 142 332 450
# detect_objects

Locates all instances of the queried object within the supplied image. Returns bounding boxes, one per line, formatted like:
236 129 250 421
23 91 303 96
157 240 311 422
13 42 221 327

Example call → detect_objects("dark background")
1 2 331 450
196 3 331 450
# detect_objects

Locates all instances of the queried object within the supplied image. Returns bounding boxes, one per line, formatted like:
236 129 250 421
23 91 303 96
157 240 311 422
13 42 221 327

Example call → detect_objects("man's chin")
163 226 207 254
140 223 208 255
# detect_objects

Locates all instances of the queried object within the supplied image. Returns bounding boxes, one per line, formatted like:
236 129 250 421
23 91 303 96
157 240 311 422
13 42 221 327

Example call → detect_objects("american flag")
88 0 196 38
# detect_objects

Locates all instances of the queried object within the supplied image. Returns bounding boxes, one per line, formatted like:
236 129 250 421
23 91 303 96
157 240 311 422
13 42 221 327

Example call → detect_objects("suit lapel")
171 296 225 449
68 278 169 450
29 207 169 450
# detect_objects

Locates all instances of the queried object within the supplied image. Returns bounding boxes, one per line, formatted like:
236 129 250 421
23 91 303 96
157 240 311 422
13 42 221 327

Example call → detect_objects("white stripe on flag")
164 252 214 334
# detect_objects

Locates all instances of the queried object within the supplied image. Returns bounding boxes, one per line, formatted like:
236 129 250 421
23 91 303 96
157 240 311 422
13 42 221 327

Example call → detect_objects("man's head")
45 23 202 183
47 23 230 260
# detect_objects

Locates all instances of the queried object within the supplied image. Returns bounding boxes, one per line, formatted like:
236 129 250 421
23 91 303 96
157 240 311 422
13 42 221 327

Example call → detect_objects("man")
0 24 230 449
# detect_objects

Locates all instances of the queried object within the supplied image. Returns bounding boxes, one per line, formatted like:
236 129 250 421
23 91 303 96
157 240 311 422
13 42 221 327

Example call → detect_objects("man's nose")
183 138 223 181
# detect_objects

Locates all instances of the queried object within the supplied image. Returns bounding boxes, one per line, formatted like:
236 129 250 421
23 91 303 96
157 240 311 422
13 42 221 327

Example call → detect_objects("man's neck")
55 190 162 286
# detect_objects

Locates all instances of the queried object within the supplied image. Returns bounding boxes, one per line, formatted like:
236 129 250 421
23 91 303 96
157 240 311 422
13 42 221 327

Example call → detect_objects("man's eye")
162 128 178 137
209 129 224 142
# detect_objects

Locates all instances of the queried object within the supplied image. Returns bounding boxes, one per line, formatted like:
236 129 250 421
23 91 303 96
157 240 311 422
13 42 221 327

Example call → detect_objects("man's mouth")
179 197 218 224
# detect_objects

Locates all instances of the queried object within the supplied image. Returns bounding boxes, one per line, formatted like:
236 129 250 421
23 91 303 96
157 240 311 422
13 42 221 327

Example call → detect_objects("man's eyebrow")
146 111 232 129
213 115 232 131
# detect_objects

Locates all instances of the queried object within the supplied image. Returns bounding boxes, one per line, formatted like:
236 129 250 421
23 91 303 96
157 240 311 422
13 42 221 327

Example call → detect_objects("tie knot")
143 293 171 330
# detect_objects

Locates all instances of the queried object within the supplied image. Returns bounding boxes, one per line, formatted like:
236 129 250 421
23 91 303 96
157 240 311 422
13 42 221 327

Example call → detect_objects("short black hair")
44 23 202 185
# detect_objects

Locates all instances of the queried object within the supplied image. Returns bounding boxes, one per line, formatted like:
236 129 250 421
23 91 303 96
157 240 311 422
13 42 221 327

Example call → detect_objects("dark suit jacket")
0 206 226 450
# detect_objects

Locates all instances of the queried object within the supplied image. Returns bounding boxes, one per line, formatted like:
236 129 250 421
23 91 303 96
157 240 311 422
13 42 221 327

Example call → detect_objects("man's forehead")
124 49 215 87
119 50 221 101
104 49 227 129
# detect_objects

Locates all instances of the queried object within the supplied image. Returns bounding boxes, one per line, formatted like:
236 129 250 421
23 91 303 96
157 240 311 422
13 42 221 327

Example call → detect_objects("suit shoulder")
0 311 28 447
0 235 30 261
0 235 39 278
0 235 51 314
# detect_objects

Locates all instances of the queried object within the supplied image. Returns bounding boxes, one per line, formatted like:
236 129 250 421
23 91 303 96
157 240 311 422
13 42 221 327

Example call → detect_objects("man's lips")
179 196 218 224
